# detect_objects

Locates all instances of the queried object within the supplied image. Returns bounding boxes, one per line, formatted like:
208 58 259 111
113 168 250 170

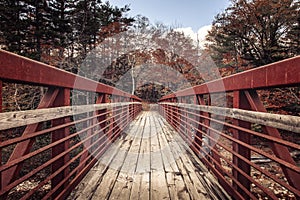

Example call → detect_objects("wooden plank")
131 112 151 200
154 113 179 173
73 112 146 200
150 114 164 171
129 174 143 200
160 102 300 133
68 111 230 200
182 145 231 200
91 135 133 199
135 112 151 174
158 115 220 199
160 120 200 200
155 114 190 200
150 114 170 200
139 172 150 200
162 116 231 200
108 112 147 200
166 139 207 199
0 102 141 131
177 152 209 198
69 140 122 199
109 111 152 200
69 113 143 200
69 131 127 199
91 112 147 199
117 112 146 173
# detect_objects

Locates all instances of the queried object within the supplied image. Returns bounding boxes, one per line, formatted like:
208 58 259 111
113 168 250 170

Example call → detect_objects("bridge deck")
68 111 230 200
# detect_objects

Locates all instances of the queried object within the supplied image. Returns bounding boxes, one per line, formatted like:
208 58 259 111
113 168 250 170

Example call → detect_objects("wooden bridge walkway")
0 50 299 200
69 111 229 200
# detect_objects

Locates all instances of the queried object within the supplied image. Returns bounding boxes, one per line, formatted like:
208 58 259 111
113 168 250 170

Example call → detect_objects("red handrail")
0 49 141 101
160 55 300 100
0 50 142 200
159 56 300 200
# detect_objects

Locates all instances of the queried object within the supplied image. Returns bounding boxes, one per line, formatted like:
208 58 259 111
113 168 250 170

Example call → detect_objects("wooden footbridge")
0 50 299 200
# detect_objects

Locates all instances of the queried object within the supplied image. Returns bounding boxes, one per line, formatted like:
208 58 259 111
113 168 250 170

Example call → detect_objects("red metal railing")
0 50 142 199
159 56 300 200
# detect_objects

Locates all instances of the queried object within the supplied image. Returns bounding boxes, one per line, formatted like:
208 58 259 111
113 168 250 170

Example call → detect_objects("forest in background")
0 0 299 112
0 1 299 199
206 0 300 116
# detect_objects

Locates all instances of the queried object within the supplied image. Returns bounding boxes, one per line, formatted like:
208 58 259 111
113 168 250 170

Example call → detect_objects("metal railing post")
51 88 71 198
232 91 251 200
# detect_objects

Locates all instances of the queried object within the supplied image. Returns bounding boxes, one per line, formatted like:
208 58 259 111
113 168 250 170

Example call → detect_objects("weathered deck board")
108 113 146 200
150 114 169 200
68 111 231 200
158 117 208 199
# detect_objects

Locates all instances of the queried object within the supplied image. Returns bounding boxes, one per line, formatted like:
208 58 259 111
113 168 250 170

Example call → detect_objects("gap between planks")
68 111 231 200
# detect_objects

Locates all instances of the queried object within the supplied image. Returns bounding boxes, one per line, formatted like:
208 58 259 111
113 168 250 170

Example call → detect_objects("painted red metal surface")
160 55 300 101
0 50 142 199
1 50 299 200
1 88 60 190
0 80 2 192
0 81 2 113
51 88 70 198
232 91 251 200
159 103 300 199
244 90 300 190
159 55 300 200
0 50 141 101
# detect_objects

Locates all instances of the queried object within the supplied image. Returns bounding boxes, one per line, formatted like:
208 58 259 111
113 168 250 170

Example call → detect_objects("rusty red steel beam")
0 50 142 199
109 109 131 140
0 80 2 191
160 56 300 100
195 94 226 191
0 116 111 174
76 93 106 174
191 134 276 200
159 56 300 199
187 118 300 197
0 50 141 101
20 125 113 200
0 80 2 112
